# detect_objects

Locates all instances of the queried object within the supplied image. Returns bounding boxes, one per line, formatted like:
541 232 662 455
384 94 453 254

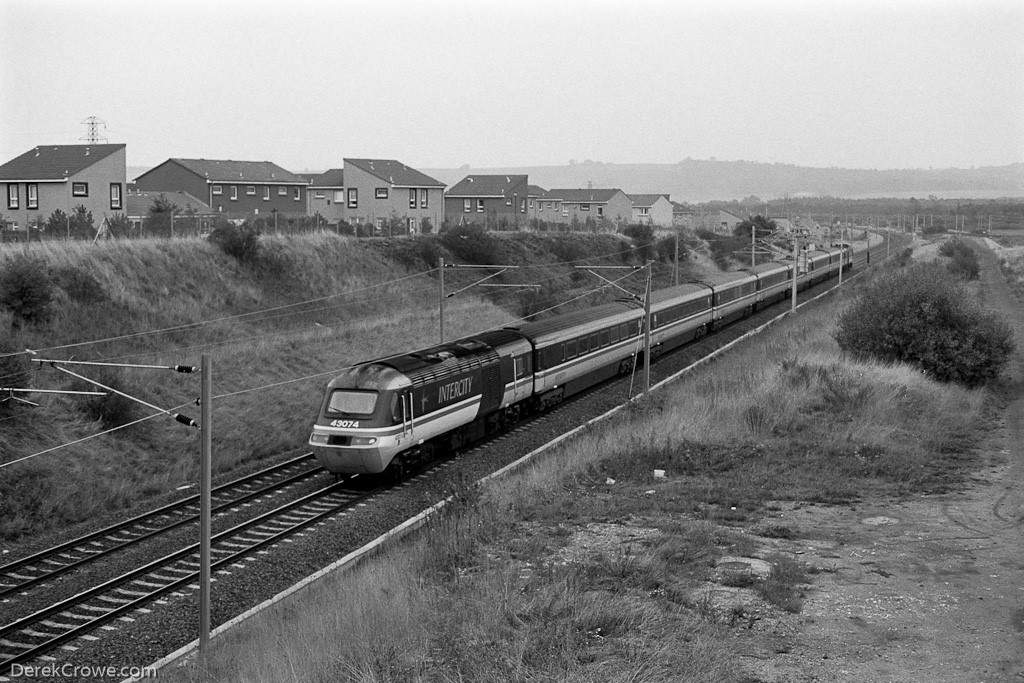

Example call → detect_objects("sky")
1 0 1022 173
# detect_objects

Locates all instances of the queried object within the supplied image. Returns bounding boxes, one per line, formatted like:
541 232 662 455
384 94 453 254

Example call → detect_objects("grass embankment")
0 231 668 541
175 276 989 683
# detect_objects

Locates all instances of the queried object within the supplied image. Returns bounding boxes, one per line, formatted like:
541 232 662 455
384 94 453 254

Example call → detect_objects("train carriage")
701 271 759 329
748 261 793 309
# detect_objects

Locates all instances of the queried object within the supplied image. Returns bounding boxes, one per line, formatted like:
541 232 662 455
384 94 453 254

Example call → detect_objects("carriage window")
590 333 599 349
610 326 619 343
565 340 576 359
600 330 610 346
578 336 588 354
326 390 378 416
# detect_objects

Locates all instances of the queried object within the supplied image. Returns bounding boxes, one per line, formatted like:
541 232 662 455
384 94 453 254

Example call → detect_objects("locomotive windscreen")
327 390 378 416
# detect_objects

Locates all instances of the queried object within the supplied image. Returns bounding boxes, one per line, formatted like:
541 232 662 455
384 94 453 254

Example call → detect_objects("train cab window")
327 389 378 416
390 394 402 423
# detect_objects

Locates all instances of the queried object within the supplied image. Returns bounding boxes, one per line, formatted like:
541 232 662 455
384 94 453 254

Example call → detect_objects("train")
309 238 878 477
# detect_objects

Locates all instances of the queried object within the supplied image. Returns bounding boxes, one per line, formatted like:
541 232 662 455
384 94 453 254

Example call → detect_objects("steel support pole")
674 231 680 287
438 257 445 343
791 236 798 313
643 263 652 395
199 355 212 660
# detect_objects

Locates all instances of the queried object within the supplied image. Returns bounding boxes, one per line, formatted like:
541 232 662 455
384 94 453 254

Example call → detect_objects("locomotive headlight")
349 436 378 446
309 433 329 445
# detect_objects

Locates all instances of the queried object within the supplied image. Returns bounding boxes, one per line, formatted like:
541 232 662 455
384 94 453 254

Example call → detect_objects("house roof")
627 194 670 208
344 159 445 188
527 185 547 197
545 189 624 204
126 190 215 217
0 144 125 181
146 159 307 184
446 175 528 198
309 168 344 188
671 201 694 214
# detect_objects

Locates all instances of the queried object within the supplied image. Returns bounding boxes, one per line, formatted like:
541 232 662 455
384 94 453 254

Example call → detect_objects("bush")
835 263 1014 387
208 220 260 262
0 335 30 415
939 239 980 280
0 254 54 330
72 367 138 429
438 224 499 264
52 266 107 304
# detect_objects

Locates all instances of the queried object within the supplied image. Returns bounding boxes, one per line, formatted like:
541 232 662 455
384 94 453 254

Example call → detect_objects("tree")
68 205 95 240
45 209 70 238
733 214 777 241
835 263 1014 387
146 194 179 238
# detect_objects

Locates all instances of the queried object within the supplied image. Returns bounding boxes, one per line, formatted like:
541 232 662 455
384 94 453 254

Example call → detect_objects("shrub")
72 367 138 429
438 224 499 264
835 263 1014 387
52 266 107 304
940 239 980 280
0 254 54 330
0 336 30 415
208 219 260 262
420 217 434 235
621 223 656 261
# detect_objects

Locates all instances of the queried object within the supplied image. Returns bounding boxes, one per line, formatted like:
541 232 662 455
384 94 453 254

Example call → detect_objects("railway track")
0 477 376 673
0 452 322 602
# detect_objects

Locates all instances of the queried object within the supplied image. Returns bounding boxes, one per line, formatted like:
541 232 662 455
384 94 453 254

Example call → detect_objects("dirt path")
748 243 1024 682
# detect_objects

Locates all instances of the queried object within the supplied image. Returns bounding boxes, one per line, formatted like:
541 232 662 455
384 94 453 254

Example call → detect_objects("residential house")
0 144 126 234
444 174 529 229
531 187 563 224
343 159 445 234
544 189 632 229
717 209 745 234
628 194 674 227
305 169 345 226
133 158 309 220
126 189 217 235
671 201 696 229
525 185 546 224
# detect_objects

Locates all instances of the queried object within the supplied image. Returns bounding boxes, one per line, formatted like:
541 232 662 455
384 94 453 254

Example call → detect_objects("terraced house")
444 174 529 229
628 194 674 227
543 189 632 229
133 158 308 220
0 143 126 232
343 158 445 234
304 168 345 226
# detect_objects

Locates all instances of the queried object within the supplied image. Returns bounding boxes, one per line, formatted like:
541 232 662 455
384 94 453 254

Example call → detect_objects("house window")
333 190 344 202
539 202 544 212
580 204 590 212
375 187 388 199
27 184 38 210
314 190 325 199
212 185 223 195
109 183 122 210
505 195 512 206
597 206 604 217
562 206 568 216
639 207 649 215
521 199 526 213
231 186 238 200
347 188 358 208
408 217 417 233
279 186 287 195
529 199 534 209
420 189 428 208
246 185 256 195
293 187 301 201
409 188 416 209
264 186 271 200
477 199 484 213
72 182 88 197
463 199 471 213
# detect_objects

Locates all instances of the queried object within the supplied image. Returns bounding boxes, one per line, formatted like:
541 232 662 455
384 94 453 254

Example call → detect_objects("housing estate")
133 158 308 219
444 175 529 229
342 159 445 234
628 194 674 227
0 143 127 232
125 189 217 234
